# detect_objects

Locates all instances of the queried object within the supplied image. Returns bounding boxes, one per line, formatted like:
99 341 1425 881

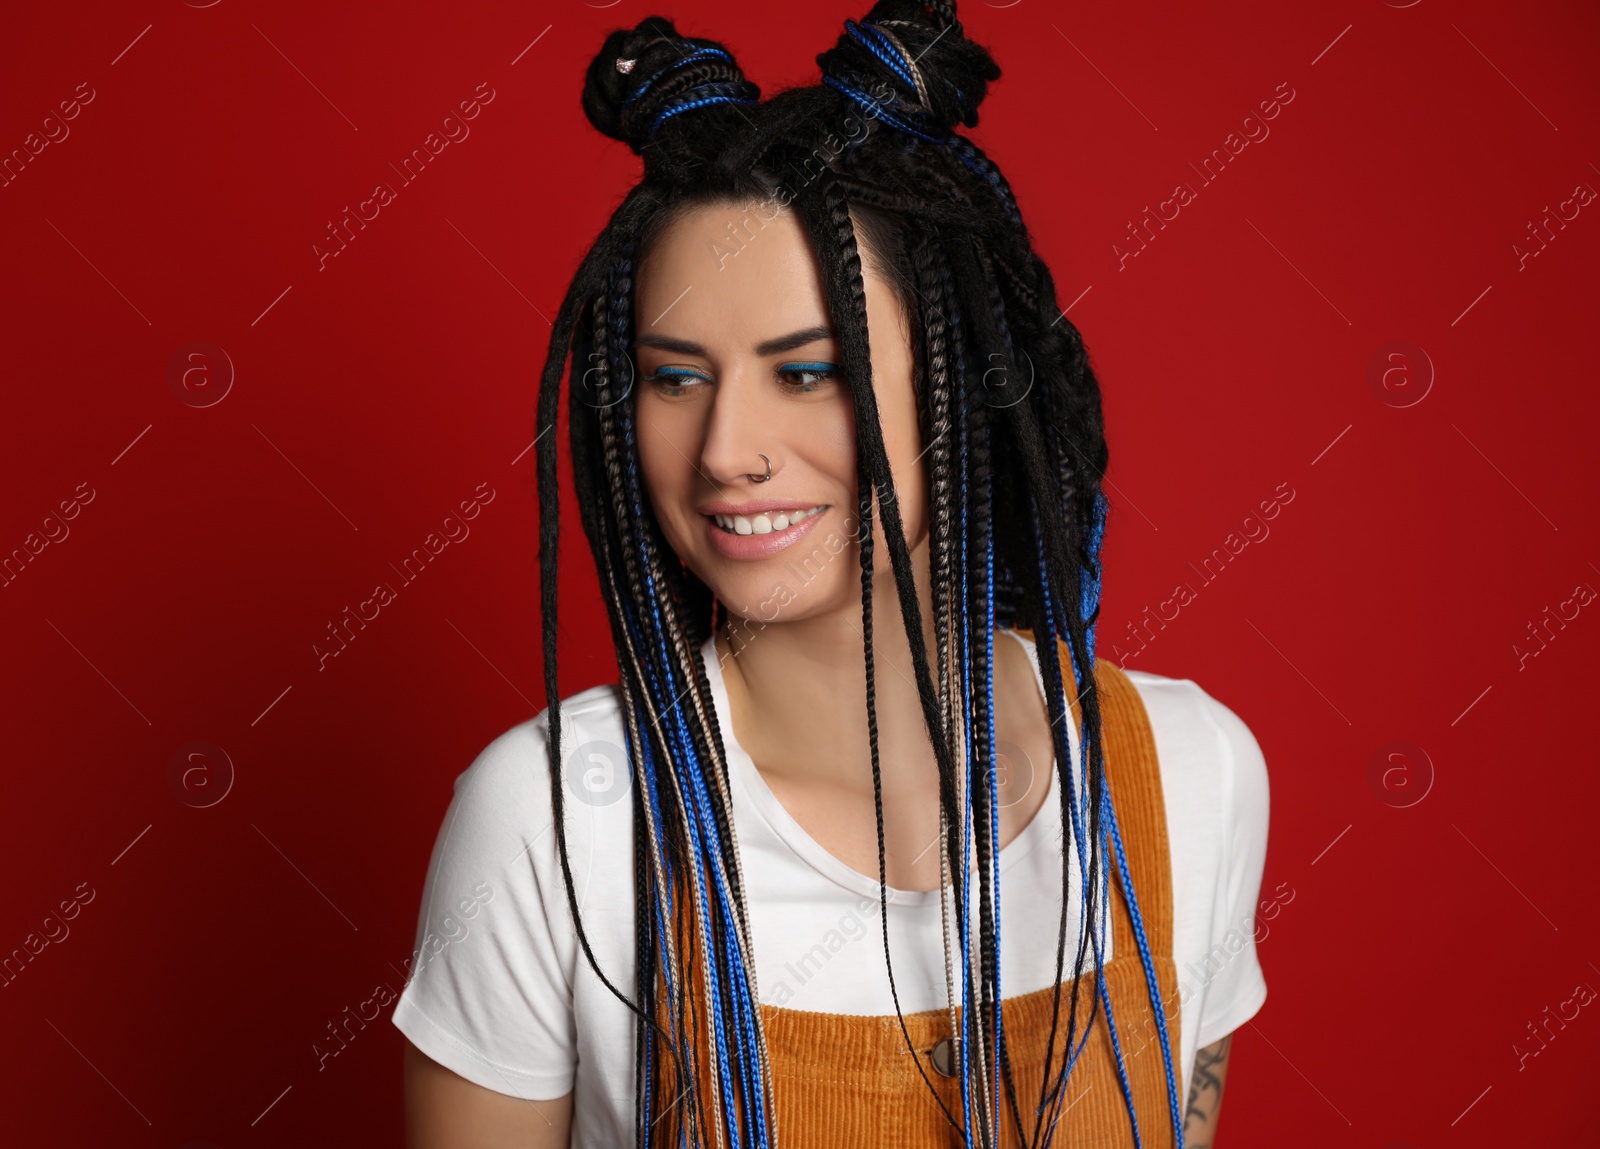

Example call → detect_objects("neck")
713 534 953 796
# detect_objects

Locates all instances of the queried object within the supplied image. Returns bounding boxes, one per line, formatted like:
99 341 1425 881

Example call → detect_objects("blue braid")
634 731 679 1148
650 83 761 139
654 618 771 1147
1103 785 1185 1148
624 46 736 107
819 68 1023 232
676 788 741 1136
1040 487 1183 1149
1071 491 1153 1149
620 302 773 1146
652 648 763 1145
847 19 919 91
983 456 1007 1134
619 649 698 1147
1029 527 1106 1138
1092 902 1145 1145
953 287 978 1145
618 44 760 142
1081 492 1109 665
617 391 771 1146
821 74 950 144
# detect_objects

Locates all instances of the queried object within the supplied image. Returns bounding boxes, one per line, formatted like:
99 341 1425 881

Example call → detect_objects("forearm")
1181 1033 1233 1147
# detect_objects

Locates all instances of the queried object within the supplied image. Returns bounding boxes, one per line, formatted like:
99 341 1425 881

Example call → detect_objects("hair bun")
583 16 760 156
817 0 1000 139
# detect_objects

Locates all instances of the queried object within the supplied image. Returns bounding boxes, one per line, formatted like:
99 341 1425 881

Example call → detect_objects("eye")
643 365 711 397
777 362 838 393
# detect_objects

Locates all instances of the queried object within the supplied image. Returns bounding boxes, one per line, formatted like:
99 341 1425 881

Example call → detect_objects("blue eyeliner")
649 366 710 379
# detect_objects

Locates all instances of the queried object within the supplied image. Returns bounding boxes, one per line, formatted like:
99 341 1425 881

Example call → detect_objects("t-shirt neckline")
700 628 1077 908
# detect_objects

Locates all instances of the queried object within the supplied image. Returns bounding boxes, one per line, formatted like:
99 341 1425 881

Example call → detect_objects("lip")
704 504 831 561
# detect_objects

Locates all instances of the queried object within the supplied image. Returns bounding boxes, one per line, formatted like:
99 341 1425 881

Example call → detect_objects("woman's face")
633 199 925 625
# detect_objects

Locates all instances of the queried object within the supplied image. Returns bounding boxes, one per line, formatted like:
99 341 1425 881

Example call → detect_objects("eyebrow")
635 324 836 359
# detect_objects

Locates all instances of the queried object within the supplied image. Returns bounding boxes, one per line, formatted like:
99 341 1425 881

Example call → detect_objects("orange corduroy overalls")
664 643 1183 1148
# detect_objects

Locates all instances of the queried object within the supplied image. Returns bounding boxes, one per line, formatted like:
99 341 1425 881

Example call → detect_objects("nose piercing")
748 454 772 483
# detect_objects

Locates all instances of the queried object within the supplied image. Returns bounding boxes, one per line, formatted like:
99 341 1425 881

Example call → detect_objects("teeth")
711 506 824 534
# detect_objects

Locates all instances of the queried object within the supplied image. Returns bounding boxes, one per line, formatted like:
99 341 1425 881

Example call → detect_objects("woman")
394 2 1270 1146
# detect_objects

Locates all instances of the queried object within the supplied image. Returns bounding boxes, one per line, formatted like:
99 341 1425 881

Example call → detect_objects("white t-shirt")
393 630 1270 1145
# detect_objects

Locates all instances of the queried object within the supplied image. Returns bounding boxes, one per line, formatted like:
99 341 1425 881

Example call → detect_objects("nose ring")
749 454 772 483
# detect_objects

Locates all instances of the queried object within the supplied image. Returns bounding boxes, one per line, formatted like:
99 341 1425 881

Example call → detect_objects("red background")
2 0 1596 1145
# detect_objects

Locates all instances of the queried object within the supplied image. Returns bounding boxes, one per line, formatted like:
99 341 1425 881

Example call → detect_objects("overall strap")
1092 653 1174 962
1013 630 1173 961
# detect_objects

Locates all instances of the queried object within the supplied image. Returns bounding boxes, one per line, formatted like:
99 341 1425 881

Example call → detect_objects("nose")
699 364 778 488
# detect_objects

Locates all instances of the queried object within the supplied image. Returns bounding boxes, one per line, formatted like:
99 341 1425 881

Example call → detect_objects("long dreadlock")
534 2 1183 1146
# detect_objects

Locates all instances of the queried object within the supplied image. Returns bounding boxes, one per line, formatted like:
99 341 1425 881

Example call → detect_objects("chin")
715 566 851 625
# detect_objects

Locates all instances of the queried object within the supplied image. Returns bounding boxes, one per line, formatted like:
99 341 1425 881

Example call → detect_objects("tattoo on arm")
1181 1033 1232 1148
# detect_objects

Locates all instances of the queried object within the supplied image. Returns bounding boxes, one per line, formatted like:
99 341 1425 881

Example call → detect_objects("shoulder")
428 682 630 868
405 678 633 969
453 682 625 801
1117 667 1270 833
1119 668 1267 781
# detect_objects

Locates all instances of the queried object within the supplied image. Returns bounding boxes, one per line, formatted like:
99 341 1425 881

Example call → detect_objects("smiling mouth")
707 505 828 536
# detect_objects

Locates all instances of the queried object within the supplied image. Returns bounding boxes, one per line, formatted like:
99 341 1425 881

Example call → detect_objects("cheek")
814 401 858 490
896 421 927 532
900 464 928 542
634 406 689 526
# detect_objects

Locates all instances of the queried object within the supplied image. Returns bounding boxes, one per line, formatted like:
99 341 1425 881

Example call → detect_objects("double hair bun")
582 1 1000 159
